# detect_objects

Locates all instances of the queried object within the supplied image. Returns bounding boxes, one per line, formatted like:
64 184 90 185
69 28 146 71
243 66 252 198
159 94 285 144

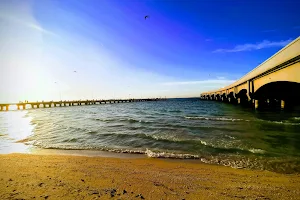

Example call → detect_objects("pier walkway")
0 98 165 111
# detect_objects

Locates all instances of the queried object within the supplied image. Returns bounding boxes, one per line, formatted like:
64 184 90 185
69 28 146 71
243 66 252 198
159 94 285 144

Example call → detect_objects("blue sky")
0 0 299 102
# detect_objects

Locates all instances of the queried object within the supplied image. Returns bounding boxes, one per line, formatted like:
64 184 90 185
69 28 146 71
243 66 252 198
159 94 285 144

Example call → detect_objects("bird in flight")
74 70 77 73
144 15 149 20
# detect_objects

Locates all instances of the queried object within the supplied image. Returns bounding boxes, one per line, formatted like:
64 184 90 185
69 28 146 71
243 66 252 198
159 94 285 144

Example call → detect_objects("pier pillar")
0 106 2 111
255 100 259 110
281 100 285 110
5 105 9 111
17 105 20 110
22 105 26 110
222 96 228 103
249 99 254 107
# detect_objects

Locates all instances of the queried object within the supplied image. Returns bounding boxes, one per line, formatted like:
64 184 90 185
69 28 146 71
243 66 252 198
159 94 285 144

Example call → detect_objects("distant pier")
0 98 166 111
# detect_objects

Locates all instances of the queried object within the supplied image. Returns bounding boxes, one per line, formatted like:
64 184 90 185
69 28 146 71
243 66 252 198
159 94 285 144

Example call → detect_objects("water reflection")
0 110 35 153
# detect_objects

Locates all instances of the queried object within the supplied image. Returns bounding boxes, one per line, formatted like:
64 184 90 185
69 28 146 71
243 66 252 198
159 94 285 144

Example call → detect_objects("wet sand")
0 153 300 200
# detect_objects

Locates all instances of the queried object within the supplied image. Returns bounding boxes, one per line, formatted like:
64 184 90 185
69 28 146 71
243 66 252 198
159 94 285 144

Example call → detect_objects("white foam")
249 148 265 154
184 116 247 122
145 149 200 159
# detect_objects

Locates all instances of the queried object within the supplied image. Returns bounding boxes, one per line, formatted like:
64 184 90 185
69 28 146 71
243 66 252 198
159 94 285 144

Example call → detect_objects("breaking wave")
184 116 249 122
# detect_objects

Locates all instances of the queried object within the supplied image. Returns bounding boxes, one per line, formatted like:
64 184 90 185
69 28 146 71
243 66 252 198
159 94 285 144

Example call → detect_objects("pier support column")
255 100 259 110
5 105 9 111
22 105 26 110
17 105 20 110
281 100 285 110
222 96 228 103
249 99 254 106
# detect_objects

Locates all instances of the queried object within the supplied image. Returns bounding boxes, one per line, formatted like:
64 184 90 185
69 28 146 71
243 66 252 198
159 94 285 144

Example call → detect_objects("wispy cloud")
262 29 277 33
213 39 293 53
205 38 213 42
162 79 235 86
0 10 57 36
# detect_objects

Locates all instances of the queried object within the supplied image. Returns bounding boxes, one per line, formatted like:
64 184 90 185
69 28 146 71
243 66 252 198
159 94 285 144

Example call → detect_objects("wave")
249 148 265 154
258 119 300 126
93 118 152 124
28 131 267 158
25 138 300 173
184 116 249 122
145 149 200 159
168 110 182 113
62 138 78 142
29 144 296 173
225 135 236 139
268 121 300 126
93 118 115 122
185 116 300 125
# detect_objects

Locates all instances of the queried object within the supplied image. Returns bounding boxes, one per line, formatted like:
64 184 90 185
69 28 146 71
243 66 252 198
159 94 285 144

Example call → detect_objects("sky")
0 0 299 102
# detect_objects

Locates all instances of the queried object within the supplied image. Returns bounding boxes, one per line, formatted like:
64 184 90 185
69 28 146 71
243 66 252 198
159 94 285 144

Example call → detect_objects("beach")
1 153 300 200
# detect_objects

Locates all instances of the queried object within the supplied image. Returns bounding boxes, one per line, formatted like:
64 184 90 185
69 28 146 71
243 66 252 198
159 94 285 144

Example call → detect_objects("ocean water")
1 98 300 173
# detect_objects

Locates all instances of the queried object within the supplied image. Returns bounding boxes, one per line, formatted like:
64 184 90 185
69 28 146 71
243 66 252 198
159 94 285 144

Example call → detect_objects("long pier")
0 98 166 111
200 36 300 111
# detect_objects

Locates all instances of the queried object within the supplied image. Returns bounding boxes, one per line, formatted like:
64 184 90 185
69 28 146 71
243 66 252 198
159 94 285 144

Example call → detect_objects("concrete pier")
200 36 300 111
0 98 166 112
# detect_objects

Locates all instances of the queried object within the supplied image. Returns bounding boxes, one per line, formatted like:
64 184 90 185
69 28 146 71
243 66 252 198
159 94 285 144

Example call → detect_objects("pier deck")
0 98 166 111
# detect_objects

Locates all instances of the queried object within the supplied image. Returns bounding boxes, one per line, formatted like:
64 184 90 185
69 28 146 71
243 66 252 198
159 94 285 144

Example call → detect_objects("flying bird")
144 15 149 20
74 70 77 73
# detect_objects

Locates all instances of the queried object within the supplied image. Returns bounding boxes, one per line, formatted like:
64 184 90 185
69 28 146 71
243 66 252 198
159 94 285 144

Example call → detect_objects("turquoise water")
1 98 300 173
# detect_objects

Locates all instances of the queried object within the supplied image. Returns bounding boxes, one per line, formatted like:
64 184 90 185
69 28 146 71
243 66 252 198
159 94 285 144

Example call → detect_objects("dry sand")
0 153 300 200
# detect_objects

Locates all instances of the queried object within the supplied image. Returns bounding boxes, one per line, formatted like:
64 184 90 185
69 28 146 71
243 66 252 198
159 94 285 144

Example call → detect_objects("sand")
0 154 300 200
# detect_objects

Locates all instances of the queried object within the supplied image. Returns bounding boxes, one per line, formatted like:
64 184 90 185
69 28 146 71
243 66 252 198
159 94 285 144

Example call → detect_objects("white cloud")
213 39 293 53
162 79 235 86
0 3 57 37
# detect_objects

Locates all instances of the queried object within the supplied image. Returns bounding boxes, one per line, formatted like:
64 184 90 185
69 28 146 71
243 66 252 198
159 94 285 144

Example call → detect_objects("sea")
1 98 300 174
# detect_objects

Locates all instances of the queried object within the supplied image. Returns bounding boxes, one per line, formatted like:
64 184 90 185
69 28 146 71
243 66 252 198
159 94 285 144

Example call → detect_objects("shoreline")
1 153 300 199
2 145 300 174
